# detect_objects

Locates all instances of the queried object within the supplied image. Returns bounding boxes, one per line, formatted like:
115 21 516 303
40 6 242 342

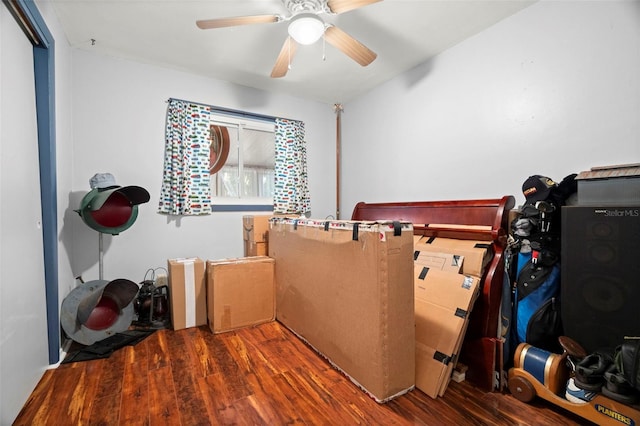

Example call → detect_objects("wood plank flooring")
13 321 591 425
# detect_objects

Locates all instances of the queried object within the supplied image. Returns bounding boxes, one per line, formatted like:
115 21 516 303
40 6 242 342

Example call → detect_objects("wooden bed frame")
351 196 516 391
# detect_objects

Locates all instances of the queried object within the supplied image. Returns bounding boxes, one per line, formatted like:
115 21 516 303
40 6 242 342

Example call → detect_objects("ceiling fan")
196 0 381 78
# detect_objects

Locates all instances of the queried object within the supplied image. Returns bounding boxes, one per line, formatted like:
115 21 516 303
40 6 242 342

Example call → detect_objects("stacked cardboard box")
167 258 207 330
166 228 490 401
206 256 275 334
243 215 271 256
412 236 491 398
269 218 416 403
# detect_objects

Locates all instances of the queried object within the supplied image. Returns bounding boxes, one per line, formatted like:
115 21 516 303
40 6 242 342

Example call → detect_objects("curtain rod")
167 97 296 123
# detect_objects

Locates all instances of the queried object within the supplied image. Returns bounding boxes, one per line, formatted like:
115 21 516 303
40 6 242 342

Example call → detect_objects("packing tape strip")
184 261 196 328
222 305 232 329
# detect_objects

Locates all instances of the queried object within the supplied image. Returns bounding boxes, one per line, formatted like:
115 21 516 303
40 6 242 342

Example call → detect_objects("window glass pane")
242 128 274 198
209 117 274 202
217 166 239 197
259 169 274 198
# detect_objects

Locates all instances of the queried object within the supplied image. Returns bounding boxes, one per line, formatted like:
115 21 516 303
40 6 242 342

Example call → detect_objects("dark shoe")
601 363 640 405
574 352 613 392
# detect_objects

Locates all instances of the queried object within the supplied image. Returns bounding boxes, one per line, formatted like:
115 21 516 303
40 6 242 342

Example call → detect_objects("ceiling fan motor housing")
284 0 328 15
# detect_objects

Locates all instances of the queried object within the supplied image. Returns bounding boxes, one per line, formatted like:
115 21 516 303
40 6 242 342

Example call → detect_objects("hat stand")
99 232 105 280
63 177 152 344
76 181 150 280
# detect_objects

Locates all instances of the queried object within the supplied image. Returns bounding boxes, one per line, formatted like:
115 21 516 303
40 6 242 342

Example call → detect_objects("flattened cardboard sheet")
415 236 492 277
414 251 464 274
413 265 480 398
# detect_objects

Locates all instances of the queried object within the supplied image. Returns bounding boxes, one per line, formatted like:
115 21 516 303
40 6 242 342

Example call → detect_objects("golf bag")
514 256 562 352
506 174 576 355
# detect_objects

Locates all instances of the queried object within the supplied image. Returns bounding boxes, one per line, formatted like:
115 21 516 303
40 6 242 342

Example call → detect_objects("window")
160 99 308 215
209 114 275 205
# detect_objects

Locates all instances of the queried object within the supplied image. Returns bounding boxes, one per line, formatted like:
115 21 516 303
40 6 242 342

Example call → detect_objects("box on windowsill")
242 215 271 256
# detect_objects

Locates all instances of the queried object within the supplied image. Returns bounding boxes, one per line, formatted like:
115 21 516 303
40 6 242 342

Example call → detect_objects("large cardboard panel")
414 299 466 357
413 266 479 312
413 266 480 398
270 219 415 403
414 251 463 274
167 258 207 330
415 342 451 399
415 237 492 277
438 317 472 397
206 256 275 333
242 215 271 243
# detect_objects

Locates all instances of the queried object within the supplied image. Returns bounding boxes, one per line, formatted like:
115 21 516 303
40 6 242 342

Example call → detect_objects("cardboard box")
413 265 480 398
270 218 416 403
243 240 268 257
168 258 207 330
206 256 275 333
242 215 271 243
415 236 492 277
243 215 271 257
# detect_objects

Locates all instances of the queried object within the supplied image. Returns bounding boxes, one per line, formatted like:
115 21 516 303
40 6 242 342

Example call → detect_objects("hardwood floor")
14 321 591 425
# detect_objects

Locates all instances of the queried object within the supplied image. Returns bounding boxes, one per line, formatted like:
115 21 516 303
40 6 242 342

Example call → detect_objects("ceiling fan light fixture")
288 13 325 45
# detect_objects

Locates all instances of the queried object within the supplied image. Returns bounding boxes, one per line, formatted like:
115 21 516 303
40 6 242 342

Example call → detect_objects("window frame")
208 113 275 212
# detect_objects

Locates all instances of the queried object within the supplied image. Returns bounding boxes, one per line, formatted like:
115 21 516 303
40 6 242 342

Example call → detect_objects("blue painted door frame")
5 0 60 364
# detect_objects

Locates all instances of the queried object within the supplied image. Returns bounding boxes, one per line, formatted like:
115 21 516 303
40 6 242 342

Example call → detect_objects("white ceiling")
49 0 537 104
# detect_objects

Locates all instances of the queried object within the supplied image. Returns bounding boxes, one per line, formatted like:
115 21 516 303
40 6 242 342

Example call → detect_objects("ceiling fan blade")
324 25 377 67
271 37 298 78
327 0 382 14
196 15 280 30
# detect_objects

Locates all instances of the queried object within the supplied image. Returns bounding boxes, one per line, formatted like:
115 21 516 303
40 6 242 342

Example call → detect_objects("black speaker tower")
561 206 640 354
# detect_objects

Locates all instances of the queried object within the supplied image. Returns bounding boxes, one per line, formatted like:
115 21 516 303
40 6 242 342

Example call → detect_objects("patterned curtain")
274 118 310 214
158 99 212 215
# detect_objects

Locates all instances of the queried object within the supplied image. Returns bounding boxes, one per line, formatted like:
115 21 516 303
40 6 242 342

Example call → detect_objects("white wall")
1 0 75 422
341 0 640 212
0 6 48 423
68 51 336 283
1 0 83 421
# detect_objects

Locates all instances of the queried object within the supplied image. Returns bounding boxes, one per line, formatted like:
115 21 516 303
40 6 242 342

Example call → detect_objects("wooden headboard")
351 198 513 242
351 196 516 390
